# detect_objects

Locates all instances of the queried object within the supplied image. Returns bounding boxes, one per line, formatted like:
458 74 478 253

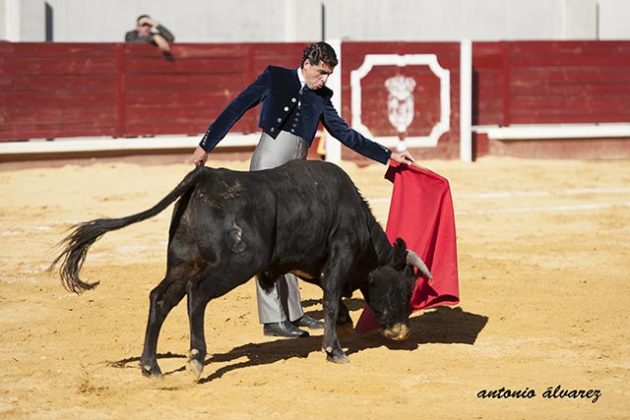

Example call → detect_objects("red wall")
0 42 305 142
474 41 630 125
2 40 630 149
1 43 120 140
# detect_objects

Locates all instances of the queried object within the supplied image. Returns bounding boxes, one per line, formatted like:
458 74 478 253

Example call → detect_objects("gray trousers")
249 130 309 324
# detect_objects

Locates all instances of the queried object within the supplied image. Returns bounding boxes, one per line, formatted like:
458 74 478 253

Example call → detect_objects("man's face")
136 18 152 36
302 60 334 90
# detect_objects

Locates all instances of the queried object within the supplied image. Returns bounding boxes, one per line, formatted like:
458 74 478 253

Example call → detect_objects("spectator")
125 14 175 53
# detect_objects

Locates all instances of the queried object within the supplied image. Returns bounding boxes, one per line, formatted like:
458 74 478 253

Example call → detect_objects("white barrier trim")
459 40 472 162
0 134 260 155
474 124 630 140
6 122 628 156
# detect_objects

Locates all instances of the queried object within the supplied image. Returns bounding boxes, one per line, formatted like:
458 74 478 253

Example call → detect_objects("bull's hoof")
186 348 204 382
186 359 204 382
323 346 350 364
140 361 162 378
326 352 350 364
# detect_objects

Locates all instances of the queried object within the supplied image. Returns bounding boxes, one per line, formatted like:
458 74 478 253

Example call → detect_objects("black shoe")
263 321 309 338
296 315 324 329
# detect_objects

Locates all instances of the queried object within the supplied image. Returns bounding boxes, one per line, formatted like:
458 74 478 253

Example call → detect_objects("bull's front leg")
321 288 349 364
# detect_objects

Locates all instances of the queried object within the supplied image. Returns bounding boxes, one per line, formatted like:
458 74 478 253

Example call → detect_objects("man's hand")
191 146 208 167
390 150 416 166
153 34 171 53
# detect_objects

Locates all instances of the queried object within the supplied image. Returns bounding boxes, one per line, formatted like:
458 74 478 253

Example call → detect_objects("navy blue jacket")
199 65 392 164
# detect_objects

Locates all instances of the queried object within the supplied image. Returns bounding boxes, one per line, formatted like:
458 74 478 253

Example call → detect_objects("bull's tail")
51 166 205 294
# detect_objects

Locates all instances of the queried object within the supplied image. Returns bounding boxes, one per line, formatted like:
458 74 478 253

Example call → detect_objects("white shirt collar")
296 67 306 91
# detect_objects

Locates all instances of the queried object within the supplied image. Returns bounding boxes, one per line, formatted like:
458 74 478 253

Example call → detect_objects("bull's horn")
406 250 432 280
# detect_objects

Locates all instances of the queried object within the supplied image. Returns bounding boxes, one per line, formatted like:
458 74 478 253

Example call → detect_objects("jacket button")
276 117 282 123
291 98 297 102
270 127 275 132
290 129 295 133
284 106 289 111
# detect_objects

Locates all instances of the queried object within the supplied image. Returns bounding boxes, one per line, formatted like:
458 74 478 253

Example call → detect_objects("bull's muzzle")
382 323 410 341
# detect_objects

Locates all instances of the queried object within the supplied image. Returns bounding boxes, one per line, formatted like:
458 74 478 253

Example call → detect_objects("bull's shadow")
109 305 487 383
197 305 487 383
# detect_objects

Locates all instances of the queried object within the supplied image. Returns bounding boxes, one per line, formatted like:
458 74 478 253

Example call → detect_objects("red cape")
355 161 460 333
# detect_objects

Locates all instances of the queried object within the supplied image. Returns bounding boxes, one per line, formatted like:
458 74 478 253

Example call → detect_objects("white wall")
1 0 629 42
29 0 322 42
0 0 7 39
598 0 630 39
562 0 599 39
323 0 601 41
1 0 45 41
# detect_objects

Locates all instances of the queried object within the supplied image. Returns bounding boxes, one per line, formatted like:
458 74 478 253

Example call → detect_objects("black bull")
52 160 431 379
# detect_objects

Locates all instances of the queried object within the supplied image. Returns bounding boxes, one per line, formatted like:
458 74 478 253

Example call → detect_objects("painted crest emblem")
385 75 417 135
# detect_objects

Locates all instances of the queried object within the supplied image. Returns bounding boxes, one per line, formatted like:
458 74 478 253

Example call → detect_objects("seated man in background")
125 14 175 54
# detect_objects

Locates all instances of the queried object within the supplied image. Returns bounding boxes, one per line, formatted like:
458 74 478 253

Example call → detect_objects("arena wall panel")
341 42 461 160
473 41 630 125
0 42 306 141
2 40 629 160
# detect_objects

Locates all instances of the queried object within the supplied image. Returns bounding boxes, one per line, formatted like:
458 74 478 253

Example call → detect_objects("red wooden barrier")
474 41 630 125
0 42 306 142
0 42 119 140
2 41 630 145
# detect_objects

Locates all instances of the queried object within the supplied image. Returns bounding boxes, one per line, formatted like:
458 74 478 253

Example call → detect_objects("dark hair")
300 42 338 68
136 14 150 23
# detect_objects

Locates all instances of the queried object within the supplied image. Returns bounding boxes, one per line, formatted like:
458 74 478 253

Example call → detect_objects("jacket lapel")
291 69 301 93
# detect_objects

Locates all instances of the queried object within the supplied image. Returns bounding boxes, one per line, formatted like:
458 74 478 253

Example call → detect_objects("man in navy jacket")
191 42 415 338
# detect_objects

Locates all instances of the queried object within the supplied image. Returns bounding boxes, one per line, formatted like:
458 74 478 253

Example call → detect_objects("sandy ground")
0 156 629 419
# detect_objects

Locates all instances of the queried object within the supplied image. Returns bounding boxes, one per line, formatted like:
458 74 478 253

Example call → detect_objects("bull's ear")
391 238 407 271
394 238 406 249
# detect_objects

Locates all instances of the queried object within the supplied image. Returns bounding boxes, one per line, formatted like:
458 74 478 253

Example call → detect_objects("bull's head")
366 238 432 341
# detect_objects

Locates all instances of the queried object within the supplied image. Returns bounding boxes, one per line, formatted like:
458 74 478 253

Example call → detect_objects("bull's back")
265 161 369 256
180 162 368 269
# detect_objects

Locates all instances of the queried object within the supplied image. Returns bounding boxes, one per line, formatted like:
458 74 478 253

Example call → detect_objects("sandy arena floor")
0 156 628 419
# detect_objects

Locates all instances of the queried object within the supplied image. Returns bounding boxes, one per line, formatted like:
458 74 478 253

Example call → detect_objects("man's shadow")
110 302 487 383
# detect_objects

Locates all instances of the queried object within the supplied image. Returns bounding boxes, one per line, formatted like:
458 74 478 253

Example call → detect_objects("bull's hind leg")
140 265 196 377
185 277 208 381
185 269 254 381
